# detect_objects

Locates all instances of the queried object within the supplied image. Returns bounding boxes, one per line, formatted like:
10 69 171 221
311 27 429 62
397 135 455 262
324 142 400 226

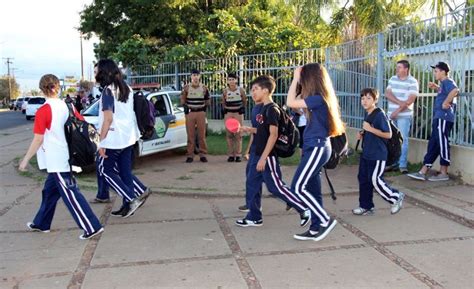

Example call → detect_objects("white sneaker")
352 207 375 216
391 192 405 214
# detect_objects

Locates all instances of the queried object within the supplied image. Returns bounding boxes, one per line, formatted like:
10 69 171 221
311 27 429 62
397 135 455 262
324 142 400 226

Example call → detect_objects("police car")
81 89 187 158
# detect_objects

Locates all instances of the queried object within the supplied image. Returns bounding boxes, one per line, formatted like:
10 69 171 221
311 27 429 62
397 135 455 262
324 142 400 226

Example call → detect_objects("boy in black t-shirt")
354 88 404 216
235 75 310 227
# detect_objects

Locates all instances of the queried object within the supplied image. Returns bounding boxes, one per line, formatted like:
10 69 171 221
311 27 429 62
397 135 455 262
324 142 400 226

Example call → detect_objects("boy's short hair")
397 60 410 71
360 87 379 100
227 72 237 79
250 75 276 94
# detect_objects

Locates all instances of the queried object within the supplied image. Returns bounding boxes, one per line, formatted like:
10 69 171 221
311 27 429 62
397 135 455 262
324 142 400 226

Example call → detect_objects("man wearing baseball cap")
408 62 459 181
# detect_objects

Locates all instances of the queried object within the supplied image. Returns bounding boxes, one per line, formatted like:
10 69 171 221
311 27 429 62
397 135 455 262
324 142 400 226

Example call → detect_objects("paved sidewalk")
1 123 473 289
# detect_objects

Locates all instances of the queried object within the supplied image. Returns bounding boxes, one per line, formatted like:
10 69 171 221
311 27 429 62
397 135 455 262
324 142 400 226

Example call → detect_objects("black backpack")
356 107 403 166
134 91 155 139
264 103 300 158
322 132 349 201
64 102 99 168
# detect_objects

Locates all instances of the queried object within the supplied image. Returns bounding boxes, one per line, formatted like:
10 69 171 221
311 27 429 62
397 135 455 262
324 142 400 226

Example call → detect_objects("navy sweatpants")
246 155 306 221
244 151 262 209
95 154 147 201
424 119 454 167
358 157 400 209
97 145 142 203
291 145 331 231
32 173 102 234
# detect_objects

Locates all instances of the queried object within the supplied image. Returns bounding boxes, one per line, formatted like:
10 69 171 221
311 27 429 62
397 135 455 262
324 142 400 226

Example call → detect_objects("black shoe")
293 218 337 241
186 157 193 163
200 156 208 163
26 222 50 233
79 227 104 240
299 209 311 227
111 206 132 218
384 164 399 172
285 203 293 211
235 156 241 162
238 204 249 212
227 156 235 162
91 198 111 204
235 219 263 227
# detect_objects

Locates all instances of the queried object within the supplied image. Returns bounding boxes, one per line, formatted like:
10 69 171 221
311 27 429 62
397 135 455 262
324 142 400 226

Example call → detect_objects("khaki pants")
224 112 243 156
185 111 207 157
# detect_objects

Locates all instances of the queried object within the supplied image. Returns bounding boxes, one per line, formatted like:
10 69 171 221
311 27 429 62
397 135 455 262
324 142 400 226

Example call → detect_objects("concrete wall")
346 127 474 184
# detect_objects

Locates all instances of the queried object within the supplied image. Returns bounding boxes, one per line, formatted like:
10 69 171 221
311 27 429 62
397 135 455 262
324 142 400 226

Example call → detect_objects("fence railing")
128 6 474 147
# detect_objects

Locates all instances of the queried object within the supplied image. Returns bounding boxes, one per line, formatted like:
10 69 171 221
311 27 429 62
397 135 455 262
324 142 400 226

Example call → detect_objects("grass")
206 131 250 156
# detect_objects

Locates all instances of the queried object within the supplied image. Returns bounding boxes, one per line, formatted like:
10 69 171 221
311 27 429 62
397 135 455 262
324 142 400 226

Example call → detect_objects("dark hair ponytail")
95 59 130 103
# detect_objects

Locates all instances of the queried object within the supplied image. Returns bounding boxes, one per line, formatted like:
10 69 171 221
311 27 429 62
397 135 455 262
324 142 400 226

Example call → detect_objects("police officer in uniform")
180 69 210 163
222 72 247 162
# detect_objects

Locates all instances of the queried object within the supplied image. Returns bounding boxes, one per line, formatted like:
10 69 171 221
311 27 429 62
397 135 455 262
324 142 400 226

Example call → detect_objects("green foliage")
0 77 20 101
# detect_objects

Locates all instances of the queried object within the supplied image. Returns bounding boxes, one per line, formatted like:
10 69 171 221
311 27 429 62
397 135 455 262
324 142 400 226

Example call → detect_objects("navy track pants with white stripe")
291 145 331 231
424 119 453 167
358 157 400 210
246 155 306 221
96 154 147 204
98 145 142 203
32 173 102 234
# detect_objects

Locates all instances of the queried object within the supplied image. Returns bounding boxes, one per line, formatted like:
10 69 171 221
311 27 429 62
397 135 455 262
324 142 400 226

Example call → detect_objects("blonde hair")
39 74 60 96
299 63 345 136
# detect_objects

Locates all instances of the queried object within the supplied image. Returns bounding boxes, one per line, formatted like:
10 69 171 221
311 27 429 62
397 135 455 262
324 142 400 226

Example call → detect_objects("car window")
82 99 100 116
24 97 30 102
150 94 170 116
27 98 46 105
17 98 24 102
168 92 183 112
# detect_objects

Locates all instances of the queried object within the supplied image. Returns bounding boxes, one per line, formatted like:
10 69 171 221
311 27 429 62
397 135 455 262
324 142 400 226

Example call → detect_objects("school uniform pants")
32 173 102 234
245 150 262 209
224 112 243 156
246 155 306 221
358 157 400 210
423 118 453 167
95 154 147 206
97 145 141 203
291 145 331 232
185 111 208 157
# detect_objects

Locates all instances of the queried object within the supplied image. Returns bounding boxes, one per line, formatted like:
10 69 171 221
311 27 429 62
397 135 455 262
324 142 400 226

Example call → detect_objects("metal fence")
128 6 474 147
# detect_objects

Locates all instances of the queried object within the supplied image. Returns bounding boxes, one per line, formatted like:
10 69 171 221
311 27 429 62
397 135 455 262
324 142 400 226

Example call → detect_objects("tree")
0 77 20 102
28 89 41 96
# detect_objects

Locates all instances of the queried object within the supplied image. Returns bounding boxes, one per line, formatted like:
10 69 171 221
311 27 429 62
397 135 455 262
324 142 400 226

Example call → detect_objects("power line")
3 57 14 102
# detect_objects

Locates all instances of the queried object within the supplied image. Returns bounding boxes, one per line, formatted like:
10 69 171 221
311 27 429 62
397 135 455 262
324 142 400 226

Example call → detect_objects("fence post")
376 33 385 98
238 56 244 88
174 63 180 90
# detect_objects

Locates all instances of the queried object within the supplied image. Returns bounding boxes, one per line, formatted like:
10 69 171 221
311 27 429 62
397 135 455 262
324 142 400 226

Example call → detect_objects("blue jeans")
393 117 412 168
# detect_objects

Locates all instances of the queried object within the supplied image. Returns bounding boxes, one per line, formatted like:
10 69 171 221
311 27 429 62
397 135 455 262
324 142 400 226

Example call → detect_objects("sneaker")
186 157 193 163
391 192 405 214
293 218 337 241
352 207 375 216
139 188 152 201
238 204 249 212
124 197 146 218
26 222 50 233
227 156 235 162
399 167 408 174
235 156 242 162
407 172 427 181
235 219 263 227
200 156 208 163
428 174 450 182
79 227 104 240
300 209 311 227
384 164 399 172
111 206 132 218
91 198 111 203
285 203 293 212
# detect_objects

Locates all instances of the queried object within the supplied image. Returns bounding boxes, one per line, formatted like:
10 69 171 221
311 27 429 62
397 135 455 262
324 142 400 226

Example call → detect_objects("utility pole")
80 33 84 80
3 57 13 103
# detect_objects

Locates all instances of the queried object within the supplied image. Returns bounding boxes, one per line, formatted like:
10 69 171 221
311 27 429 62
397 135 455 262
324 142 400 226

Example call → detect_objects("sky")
0 0 97 93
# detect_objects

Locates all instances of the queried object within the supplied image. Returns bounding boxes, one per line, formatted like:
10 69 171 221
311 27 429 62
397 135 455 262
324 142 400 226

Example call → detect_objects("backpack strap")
64 102 75 175
364 107 382 125
324 168 337 201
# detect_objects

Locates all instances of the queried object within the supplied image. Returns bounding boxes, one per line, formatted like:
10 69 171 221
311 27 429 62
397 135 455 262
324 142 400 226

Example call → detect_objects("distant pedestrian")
408 62 459 181
19 74 103 240
385 60 419 173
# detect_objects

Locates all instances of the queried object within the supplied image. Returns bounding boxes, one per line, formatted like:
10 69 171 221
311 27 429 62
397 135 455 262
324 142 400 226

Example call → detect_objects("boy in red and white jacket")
19 74 104 240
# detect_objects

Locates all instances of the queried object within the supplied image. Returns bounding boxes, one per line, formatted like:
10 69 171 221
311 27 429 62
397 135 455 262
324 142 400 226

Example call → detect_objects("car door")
140 92 175 154
166 91 187 148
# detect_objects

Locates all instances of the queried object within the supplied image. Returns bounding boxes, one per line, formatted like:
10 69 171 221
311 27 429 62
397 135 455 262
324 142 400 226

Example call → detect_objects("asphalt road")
0 110 31 131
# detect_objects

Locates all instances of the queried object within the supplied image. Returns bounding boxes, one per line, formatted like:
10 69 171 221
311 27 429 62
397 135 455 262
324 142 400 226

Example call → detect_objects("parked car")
25 97 46 120
21 97 31 114
15 97 24 111
81 90 186 159
9 99 17 110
